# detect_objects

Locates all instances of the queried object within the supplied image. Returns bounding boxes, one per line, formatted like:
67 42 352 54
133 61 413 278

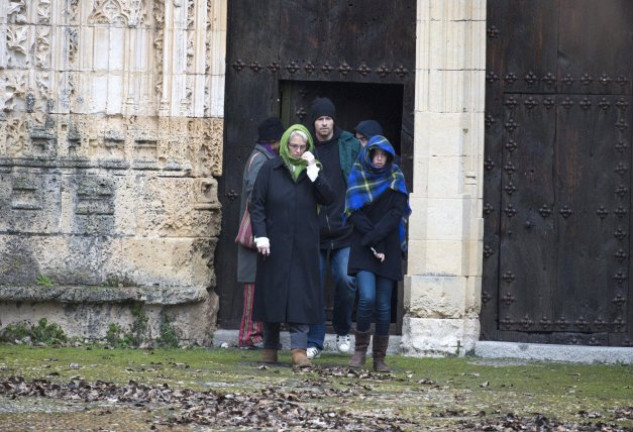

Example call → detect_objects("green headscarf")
279 124 321 182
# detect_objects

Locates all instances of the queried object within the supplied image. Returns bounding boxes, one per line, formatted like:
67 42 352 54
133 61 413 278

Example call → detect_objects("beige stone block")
407 273 466 318
407 194 428 240
93 27 109 71
135 175 219 238
411 128 430 193
406 239 428 275
106 73 124 114
414 66 430 113
462 113 485 178
431 0 484 21
464 237 483 276
428 70 465 113
462 196 483 241
427 155 462 198
212 0 228 31
425 113 468 156
434 21 486 72
426 198 464 239
461 70 487 113
401 316 480 356
471 21 487 69
429 20 466 71
0 122 6 154
107 237 216 288
464 274 482 314
417 0 431 21
472 0 487 20
1 169 63 234
208 74 225 118
111 176 140 236
91 75 109 112
130 28 149 72
0 234 103 285
0 288 218 345
108 27 125 71
425 240 465 274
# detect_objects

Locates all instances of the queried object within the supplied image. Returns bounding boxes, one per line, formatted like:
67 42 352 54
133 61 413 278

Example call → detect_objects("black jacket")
312 127 361 250
347 189 408 281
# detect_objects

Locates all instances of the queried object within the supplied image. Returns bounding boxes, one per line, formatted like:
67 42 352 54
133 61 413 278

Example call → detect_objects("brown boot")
262 349 278 364
291 349 312 369
372 335 390 372
348 330 371 368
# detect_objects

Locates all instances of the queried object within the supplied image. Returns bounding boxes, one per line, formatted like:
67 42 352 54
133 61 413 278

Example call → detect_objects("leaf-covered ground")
1 345 632 431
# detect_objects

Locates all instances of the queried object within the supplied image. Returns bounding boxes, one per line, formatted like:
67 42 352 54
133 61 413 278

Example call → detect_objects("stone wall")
0 0 227 345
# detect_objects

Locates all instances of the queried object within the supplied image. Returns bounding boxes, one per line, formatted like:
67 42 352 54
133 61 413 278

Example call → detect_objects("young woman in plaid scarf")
344 135 411 372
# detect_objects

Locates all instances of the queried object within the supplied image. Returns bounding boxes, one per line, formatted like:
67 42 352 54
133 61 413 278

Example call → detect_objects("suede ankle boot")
291 349 312 369
349 330 371 368
372 335 390 372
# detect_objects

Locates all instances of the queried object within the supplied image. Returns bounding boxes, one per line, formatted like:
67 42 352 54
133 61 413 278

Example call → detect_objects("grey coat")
236 145 277 283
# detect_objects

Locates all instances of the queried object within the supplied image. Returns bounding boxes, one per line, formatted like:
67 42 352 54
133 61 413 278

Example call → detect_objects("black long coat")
347 189 408 281
250 158 334 324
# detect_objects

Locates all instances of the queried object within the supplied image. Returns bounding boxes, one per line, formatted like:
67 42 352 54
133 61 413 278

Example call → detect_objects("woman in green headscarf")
249 124 333 369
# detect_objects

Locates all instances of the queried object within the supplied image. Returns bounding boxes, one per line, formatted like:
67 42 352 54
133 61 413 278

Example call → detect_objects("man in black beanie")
305 97 361 359
236 116 285 349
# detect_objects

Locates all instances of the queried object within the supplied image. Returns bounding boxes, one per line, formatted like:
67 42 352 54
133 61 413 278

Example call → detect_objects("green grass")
0 345 632 430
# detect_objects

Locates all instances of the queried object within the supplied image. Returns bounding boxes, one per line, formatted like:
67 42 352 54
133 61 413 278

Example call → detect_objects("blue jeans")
355 270 394 335
307 247 357 350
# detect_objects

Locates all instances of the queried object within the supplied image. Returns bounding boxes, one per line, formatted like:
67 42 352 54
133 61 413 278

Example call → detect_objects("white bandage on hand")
306 164 320 181
254 237 270 248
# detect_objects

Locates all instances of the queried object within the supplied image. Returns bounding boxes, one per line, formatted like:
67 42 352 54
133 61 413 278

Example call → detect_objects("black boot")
372 335 390 372
349 330 371 367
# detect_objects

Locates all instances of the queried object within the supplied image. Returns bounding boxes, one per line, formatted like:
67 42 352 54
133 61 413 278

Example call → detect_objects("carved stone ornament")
89 0 146 27
7 0 27 24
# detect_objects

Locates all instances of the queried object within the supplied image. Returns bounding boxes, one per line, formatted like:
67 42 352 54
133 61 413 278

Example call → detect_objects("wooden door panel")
554 95 630 333
484 0 633 345
499 94 557 331
487 0 559 94
558 0 633 95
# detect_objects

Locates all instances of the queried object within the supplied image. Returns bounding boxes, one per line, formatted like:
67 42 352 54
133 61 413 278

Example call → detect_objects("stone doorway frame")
402 1 486 356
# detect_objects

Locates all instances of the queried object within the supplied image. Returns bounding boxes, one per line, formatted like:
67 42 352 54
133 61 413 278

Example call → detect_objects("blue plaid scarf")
344 136 411 250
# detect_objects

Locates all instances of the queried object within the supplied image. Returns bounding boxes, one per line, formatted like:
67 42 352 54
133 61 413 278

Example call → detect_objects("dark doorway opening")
280 80 404 157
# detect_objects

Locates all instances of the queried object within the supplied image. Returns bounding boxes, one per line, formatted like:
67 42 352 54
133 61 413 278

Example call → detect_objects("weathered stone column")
402 0 486 356
0 0 227 345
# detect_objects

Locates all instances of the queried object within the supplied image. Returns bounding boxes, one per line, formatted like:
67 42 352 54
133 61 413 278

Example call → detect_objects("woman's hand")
370 247 385 263
255 237 270 257
301 150 316 165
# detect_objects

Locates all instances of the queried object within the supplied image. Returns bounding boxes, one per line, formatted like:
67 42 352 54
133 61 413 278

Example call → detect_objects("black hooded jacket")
312 126 361 250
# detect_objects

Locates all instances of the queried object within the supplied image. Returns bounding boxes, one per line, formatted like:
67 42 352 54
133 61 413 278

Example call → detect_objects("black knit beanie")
257 117 285 142
310 97 336 124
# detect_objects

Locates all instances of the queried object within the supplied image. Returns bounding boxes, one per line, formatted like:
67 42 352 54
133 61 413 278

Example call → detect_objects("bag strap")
246 150 262 172
243 151 263 211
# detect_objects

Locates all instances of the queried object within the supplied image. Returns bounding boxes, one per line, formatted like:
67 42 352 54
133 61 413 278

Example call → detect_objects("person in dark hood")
353 120 384 147
236 117 284 349
344 135 411 372
354 119 401 165
305 97 362 359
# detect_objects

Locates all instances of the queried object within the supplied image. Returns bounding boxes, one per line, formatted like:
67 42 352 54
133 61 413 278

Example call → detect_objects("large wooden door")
482 0 633 345
216 1 416 330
